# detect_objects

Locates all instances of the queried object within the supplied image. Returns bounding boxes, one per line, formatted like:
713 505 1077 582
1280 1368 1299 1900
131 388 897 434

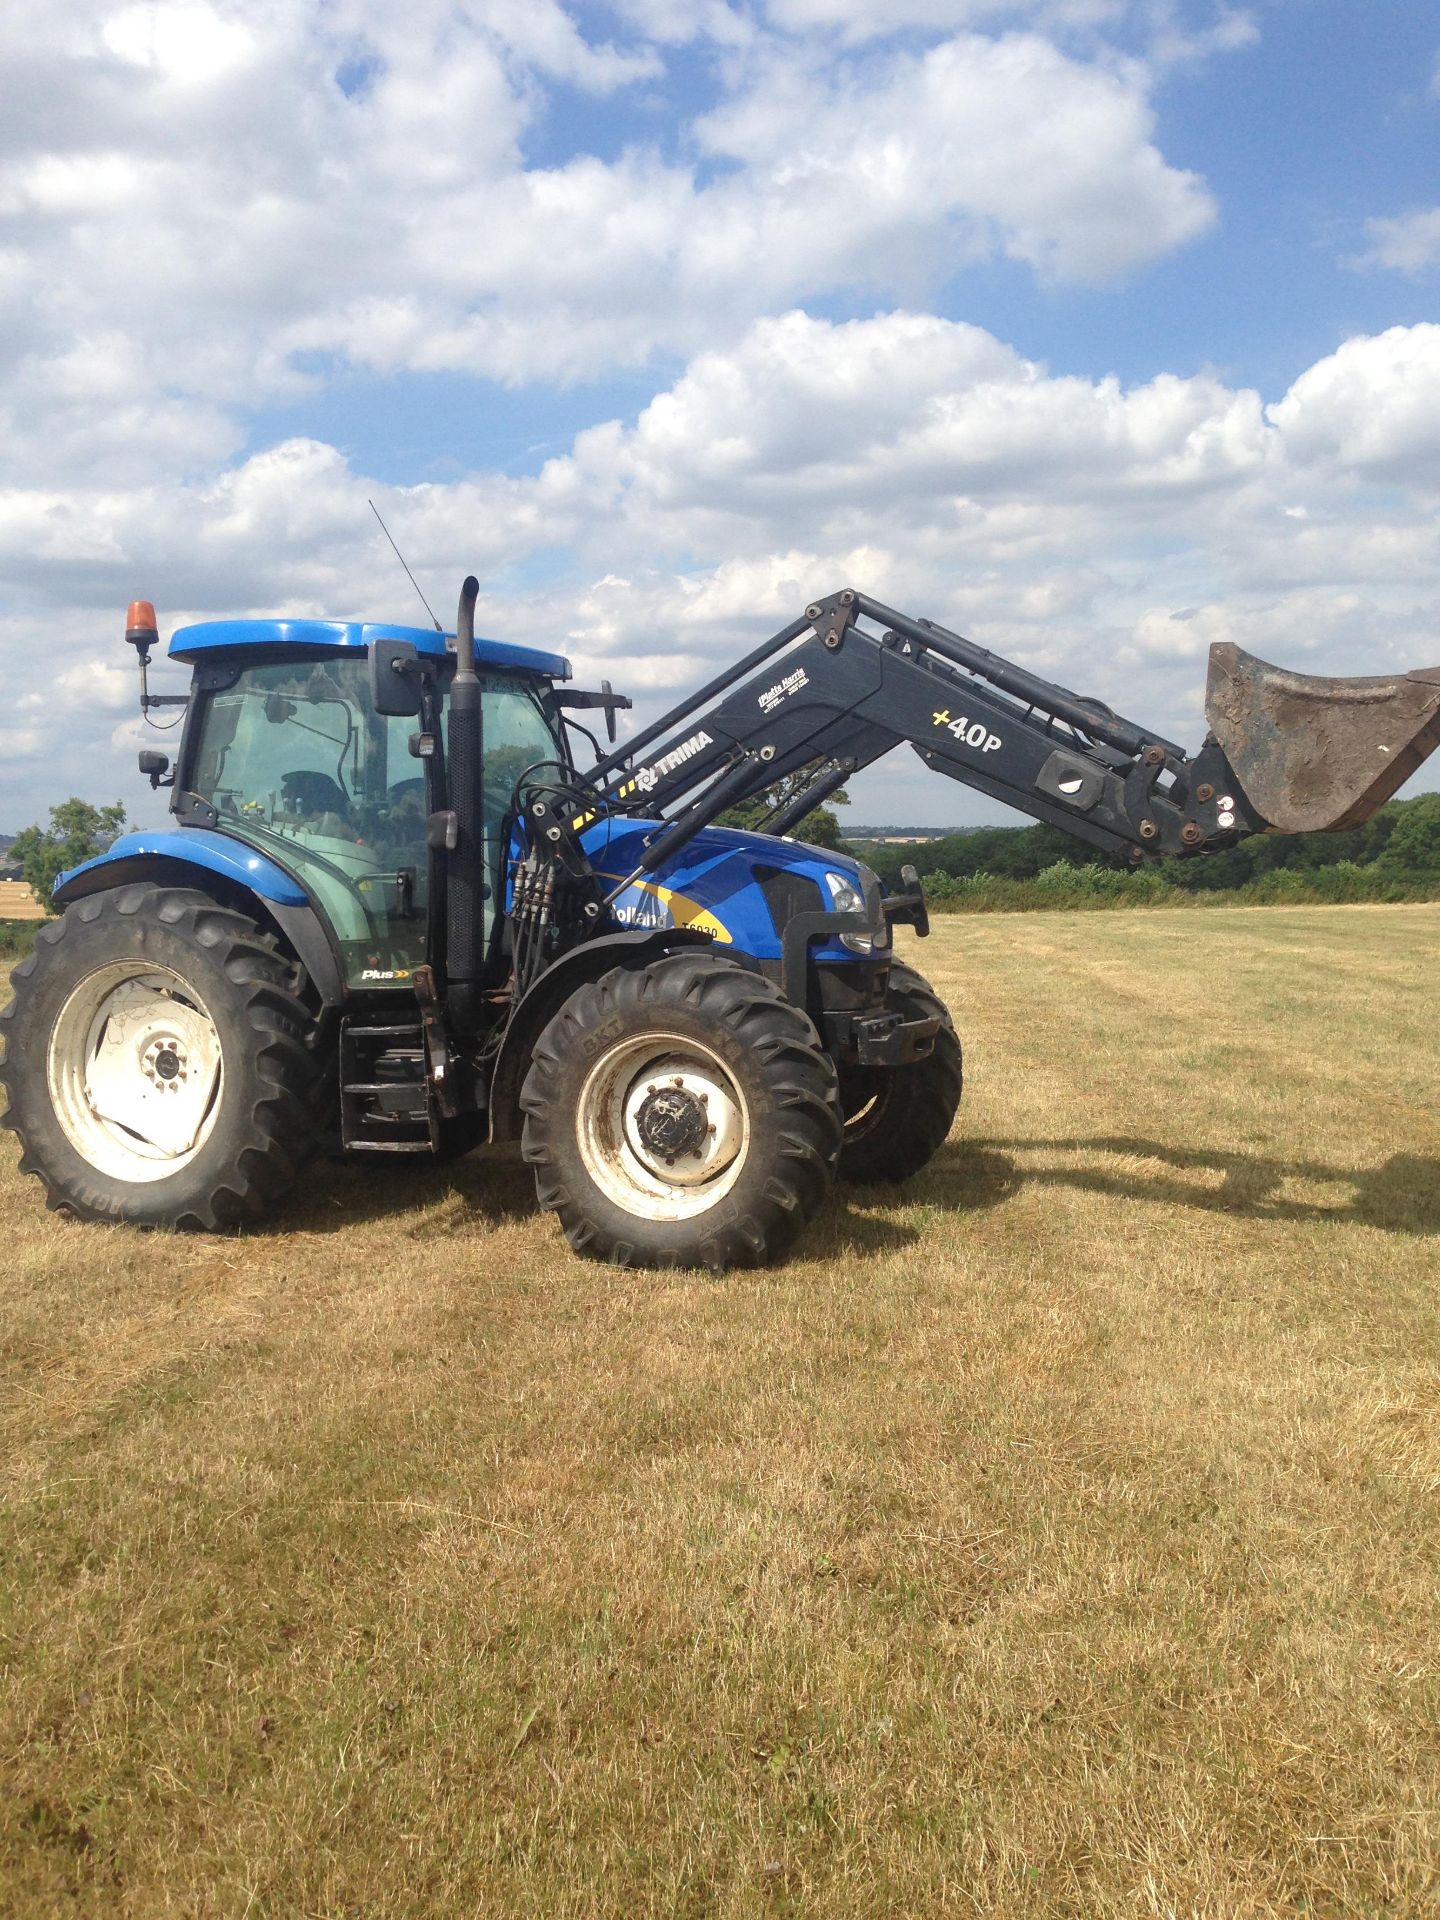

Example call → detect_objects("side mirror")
369 638 422 717
555 680 633 744
138 749 173 790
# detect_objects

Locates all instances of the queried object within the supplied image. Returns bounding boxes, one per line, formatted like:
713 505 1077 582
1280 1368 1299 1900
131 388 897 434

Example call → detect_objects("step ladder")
339 1017 436 1154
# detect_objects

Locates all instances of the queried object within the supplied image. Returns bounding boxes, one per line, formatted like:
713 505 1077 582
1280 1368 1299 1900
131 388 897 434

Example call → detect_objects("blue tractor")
4 579 1437 1269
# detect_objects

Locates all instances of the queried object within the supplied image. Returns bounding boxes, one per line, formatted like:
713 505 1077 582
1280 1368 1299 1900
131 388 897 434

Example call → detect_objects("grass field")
2 906 1438 1917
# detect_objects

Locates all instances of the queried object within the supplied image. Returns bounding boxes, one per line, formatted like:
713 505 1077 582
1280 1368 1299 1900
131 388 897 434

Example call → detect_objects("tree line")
852 792 1440 911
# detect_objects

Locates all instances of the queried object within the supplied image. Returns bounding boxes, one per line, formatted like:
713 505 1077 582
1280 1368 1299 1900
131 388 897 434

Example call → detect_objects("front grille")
756 865 824 938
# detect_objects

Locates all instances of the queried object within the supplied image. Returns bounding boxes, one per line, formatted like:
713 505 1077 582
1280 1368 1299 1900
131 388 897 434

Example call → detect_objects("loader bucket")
1205 643 1440 834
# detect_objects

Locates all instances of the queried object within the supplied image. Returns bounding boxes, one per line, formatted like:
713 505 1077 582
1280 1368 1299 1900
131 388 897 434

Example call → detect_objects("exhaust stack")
445 575 484 1031
1206 643 1440 834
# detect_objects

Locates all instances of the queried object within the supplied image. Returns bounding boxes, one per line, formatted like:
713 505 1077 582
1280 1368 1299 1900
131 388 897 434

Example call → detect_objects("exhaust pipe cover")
1205 643 1440 834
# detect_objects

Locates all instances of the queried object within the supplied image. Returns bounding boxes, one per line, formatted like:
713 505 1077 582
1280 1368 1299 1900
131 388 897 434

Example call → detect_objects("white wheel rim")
576 1031 749 1222
47 961 224 1183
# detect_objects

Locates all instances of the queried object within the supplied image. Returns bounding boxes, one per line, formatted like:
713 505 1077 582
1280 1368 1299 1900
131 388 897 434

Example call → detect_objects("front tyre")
0 884 324 1230
520 954 841 1271
838 959 962 1184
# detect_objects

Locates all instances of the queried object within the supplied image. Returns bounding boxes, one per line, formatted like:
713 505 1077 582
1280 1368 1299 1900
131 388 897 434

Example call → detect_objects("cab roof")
168 619 571 681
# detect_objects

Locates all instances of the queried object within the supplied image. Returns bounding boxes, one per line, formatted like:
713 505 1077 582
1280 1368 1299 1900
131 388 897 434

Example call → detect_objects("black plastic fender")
486 927 719 1140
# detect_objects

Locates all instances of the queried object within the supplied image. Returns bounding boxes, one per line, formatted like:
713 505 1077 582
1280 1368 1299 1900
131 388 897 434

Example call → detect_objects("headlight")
823 870 865 916
823 869 888 955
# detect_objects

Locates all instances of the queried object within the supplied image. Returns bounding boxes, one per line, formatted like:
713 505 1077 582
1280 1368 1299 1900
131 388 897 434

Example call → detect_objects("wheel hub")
619 1059 743 1188
634 1081 709 1161
145 1041 186 1086
47 965 223 1176
576 1037 750 1215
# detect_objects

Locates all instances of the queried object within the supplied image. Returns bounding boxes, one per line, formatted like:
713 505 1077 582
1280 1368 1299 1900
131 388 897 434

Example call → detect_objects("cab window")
186 656 566 988
188 655 429 986
481 675 565 826
479 675 568 929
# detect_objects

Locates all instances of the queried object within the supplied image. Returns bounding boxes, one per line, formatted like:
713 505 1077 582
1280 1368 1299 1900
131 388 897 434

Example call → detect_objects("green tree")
1377 791 1440 876
10 798 127 910
716 763 852 852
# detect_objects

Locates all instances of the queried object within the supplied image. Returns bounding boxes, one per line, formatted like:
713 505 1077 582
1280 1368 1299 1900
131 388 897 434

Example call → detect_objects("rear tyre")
0 884 324 1229
837 959 962 1184
520 953 841 1271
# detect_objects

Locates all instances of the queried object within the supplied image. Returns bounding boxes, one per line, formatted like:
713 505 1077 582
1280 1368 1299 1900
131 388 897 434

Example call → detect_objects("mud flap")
1205 642 1440 833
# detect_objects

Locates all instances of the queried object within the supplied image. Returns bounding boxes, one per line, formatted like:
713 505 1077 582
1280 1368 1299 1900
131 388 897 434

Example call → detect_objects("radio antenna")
368 499 443 632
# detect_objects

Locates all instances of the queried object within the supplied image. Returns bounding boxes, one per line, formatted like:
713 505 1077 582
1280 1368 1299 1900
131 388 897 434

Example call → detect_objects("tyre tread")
522 954 840 1271
838 959 962 1185
0 884 323 1230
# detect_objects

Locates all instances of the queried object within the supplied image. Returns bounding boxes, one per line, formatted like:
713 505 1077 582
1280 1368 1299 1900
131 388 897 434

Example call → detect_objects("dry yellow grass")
0 883 44 922
2 905 1438 1917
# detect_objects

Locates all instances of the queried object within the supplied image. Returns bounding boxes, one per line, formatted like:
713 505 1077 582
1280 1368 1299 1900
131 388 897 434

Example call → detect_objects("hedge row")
0 920 40 960
920 861 1440 914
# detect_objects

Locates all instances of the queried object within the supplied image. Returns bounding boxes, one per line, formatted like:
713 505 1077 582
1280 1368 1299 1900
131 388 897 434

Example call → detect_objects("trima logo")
633 729 714 794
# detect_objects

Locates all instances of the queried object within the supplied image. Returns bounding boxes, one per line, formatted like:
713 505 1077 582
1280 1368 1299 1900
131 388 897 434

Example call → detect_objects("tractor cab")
167 620 570 990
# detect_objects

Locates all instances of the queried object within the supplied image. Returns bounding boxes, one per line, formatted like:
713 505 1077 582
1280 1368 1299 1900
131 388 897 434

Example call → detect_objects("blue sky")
3 0 1438 829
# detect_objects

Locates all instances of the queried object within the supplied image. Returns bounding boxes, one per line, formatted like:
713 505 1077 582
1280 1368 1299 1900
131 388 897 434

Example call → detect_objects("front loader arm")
574 593 1243 869
567 589 1440 881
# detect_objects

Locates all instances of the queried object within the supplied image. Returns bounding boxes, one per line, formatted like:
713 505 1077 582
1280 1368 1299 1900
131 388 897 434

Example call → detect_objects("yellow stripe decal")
597 875 732 944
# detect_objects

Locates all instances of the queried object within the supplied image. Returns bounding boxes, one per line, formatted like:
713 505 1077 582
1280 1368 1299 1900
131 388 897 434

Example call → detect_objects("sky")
2 0 1438 833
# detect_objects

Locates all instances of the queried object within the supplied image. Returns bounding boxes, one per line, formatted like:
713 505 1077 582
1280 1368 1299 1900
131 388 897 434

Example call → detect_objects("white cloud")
608 0 755 47
1352 206 1440 275
1143 2 1257 68
761 0 1258 67
1267 324 1440 485
766 0 1051 35
101 1 259 82
0 0 1214 464
8 313 1440 823
695 33 1214 286
462 0 663 90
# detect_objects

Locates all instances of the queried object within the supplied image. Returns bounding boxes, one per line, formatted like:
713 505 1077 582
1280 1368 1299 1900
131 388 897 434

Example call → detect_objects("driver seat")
281 770 351 820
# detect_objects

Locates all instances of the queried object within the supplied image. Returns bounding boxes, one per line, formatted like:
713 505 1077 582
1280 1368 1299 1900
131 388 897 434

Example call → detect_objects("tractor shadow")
923 1137 1440 1238
281 1144 540 1235
272 1136 1440 1245
280 1150 924 1258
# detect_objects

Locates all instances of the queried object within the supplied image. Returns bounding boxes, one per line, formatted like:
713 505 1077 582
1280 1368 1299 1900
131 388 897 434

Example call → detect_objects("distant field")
0 881 44 922
2 907 1438 1916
